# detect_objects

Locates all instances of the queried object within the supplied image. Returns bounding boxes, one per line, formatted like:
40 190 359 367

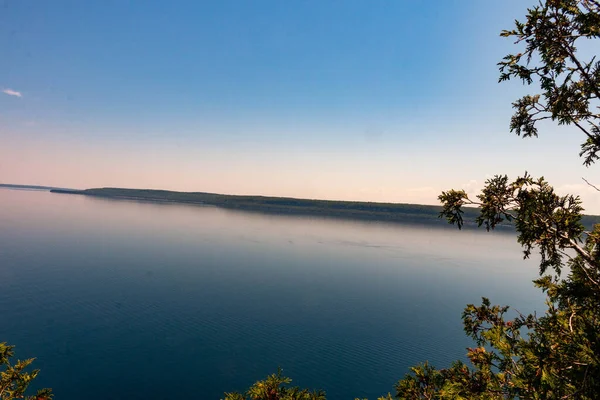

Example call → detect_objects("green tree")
221 368 395 400
226 1 600 399
497 0 600 166
395 0 600 398
0 343 52 400
222 368 326 400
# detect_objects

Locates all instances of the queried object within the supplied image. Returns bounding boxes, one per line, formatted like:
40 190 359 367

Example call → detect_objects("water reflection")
0 189 544 399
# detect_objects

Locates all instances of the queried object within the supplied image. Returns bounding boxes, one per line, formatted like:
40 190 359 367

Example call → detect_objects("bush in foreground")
0 343 52 400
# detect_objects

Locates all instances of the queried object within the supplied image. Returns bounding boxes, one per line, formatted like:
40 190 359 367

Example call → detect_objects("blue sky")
1 0 599 212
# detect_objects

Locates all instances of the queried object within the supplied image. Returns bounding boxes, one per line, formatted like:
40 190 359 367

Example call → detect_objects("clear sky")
1 0 599 212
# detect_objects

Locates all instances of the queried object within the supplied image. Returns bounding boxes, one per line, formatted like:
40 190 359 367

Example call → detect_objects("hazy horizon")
2 1 599 212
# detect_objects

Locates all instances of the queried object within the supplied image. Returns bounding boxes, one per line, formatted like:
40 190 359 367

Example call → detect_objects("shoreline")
50 187 506 229
0 185 590 230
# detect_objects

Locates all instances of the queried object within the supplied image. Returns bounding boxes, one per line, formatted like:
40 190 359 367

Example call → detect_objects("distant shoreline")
2 184 597 229
47 186 600 230
49 188 471 225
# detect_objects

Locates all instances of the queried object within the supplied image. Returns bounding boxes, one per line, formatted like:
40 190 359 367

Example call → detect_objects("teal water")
0 189 544 399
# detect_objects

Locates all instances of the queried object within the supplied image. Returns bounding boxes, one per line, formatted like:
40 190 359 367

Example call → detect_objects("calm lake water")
0 189 544 399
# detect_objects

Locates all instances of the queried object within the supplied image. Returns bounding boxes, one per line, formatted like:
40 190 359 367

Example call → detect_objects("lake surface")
0 189 544 399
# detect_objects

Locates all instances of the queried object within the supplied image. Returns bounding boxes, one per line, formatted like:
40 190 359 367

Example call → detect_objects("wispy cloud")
2 88 22 98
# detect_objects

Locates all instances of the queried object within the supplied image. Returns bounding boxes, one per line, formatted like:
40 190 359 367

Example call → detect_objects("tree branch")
573 121 596 140
563 44 600 100
582 177 600 192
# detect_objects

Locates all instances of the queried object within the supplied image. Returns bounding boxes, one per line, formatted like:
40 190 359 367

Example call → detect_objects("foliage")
222 368 396 400
0 343 52 400
222 369 326 400
439 173 588 276
498 0 600 166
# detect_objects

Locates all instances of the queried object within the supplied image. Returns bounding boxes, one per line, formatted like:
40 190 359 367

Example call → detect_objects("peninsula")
50 187 600 229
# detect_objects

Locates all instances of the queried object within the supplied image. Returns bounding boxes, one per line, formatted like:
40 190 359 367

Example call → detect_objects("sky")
1 0 599 212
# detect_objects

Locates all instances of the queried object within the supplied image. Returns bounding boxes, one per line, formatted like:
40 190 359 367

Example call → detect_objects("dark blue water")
0 189 544 399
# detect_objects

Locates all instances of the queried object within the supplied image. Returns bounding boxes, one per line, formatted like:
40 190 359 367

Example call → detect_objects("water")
0 189 544 399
